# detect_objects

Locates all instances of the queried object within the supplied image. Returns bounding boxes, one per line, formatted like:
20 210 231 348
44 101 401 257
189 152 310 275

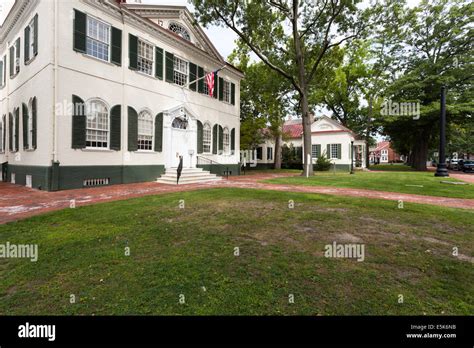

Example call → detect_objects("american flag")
205 71 215 97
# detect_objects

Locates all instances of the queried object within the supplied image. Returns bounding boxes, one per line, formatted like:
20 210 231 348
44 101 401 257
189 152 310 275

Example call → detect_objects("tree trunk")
365 96 373 169
274 133 282 169
301 92 314 176
410 132 430 171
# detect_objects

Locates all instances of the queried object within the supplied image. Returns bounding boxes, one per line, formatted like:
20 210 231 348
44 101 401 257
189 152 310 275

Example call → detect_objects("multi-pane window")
173 56 188 86
223 80 231 103
203 71 210 96
203 123 211 153
138 40 154 76
27 100 34 149
138 111 153 150
312 144 321 158
28 18 36 61
0 57 4 88
86 16 110 62
11 111 17 152
86 101 109 148
223 127 230 154
267 147 273 160
330 144 338 159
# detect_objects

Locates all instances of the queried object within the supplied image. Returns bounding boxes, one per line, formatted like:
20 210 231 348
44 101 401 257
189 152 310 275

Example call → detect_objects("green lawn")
0 188 472 315
266 171 474 199
370 164 416 171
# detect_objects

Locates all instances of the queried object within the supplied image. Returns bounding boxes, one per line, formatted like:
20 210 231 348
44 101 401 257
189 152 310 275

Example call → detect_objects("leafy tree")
229 46 291 168
191 0 369 175
375 0 474 170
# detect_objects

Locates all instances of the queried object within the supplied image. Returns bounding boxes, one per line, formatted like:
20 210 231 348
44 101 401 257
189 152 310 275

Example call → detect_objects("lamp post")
435 86 449 177
350 141 354 174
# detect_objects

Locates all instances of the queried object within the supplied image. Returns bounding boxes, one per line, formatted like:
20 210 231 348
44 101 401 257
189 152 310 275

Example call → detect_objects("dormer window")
168 22 191 41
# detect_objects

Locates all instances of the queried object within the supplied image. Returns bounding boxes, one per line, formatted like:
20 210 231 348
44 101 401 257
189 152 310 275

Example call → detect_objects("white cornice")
0 0 36 45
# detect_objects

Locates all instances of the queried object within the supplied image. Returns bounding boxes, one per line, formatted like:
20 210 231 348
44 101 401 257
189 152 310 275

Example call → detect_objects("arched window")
203 123 211 153
168 22 191 41
223 127 230 154
138 110 153 150
86 100 109 148
172 117 188 130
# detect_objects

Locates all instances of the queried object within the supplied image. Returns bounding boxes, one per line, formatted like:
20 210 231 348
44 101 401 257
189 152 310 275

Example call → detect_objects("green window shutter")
111 27 122 66
189 63 197 91
8 113 13 151
213 72 218 99
24 26 30 63
33 14 38 56
231 83 235 105
127 106 138 151
128 34 138 70
337 144 342 159
197 120 203 154
22 103 28 149
198 66 204 93
0 60 3 86
73 9 86 53
154 113 163 152
155 47 163 79
212 124 218 154
32 97 37 149
110 105 121 150
9 47 14 77
15 108 19 152
218 125 223 151
327 144 331 158
218 77 224 101
72 95 86 149
165 52 174 83
231 128 235 151
316 144 321 158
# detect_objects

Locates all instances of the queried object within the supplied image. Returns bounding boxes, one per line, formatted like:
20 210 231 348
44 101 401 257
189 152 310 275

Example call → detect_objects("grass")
370 164 416 171
265 171 474 199
0 188 472 315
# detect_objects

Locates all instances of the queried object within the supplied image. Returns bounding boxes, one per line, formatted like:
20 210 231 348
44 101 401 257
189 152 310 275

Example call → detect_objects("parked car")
458 160 474 172
448 158 459 170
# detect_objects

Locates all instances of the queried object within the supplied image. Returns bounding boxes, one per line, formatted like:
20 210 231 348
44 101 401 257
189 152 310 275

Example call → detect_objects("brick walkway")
0 172 473 224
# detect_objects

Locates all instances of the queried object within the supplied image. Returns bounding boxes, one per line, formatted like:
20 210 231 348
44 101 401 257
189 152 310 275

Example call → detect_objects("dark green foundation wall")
6 165 51 190
57 165 165 190
197 164 241 176
5 164 165 191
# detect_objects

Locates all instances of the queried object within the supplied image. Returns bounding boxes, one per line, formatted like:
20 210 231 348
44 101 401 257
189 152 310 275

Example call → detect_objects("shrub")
315 154 332 171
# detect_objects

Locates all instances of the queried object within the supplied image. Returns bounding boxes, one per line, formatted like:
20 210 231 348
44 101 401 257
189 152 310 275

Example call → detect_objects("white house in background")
0 0 243 190
243 116 367 170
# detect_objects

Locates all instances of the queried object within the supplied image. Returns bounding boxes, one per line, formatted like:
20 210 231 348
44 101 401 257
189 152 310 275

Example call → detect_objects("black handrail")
196 156 230 179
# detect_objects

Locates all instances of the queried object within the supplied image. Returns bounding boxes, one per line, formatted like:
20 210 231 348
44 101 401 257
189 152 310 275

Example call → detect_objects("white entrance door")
171 128 191 168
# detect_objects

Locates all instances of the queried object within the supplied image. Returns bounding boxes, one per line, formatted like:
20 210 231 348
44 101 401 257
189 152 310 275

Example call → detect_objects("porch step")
156 167 223 185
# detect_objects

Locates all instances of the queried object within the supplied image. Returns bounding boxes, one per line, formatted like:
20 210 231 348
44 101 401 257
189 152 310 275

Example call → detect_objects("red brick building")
369 141 401 164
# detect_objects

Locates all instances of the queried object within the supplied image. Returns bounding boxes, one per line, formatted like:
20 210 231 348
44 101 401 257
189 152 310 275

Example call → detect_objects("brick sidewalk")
0 172 472 224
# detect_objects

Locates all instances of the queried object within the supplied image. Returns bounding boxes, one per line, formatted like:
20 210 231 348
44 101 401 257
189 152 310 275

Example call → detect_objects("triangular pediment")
124 4 223 62
311 116 352 133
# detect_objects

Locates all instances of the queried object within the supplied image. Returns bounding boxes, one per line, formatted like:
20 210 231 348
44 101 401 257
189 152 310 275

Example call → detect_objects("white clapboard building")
0 0 243 190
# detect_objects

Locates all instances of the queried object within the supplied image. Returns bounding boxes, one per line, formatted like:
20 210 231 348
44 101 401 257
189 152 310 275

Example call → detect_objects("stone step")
159 173 219 180
156 167 223 185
